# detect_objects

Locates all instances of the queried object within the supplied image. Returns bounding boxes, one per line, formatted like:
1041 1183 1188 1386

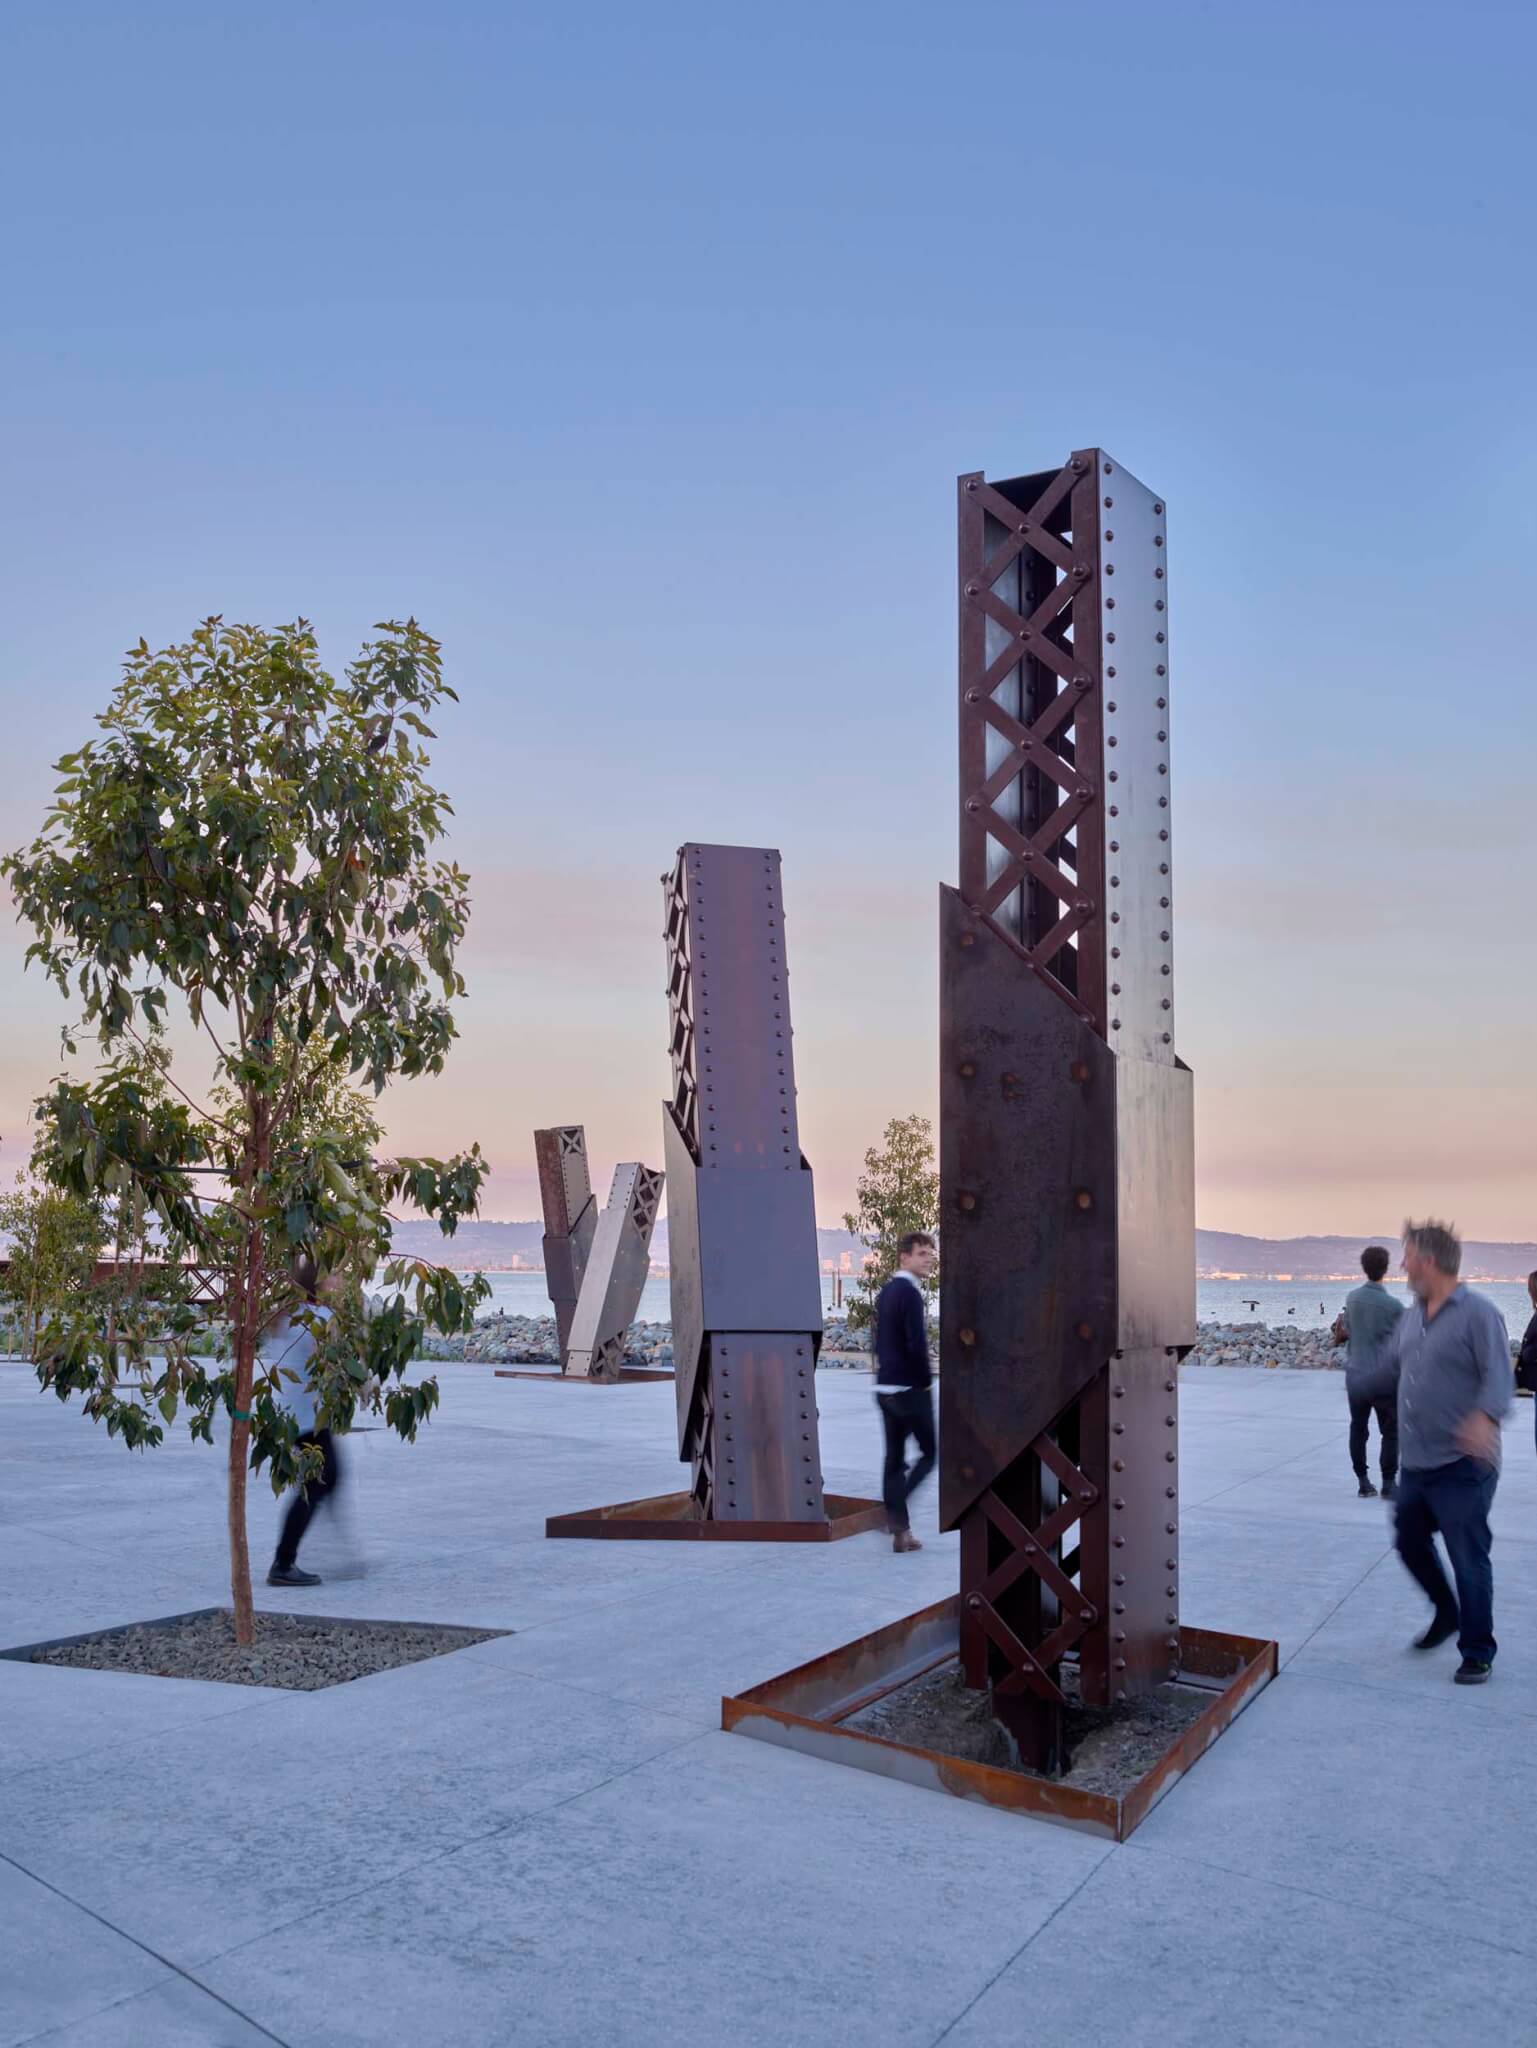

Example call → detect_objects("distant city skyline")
2 3 1533 1238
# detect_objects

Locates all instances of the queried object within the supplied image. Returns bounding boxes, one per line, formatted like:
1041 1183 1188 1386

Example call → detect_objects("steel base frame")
722 1596 1277 1840
546 1490 886 1542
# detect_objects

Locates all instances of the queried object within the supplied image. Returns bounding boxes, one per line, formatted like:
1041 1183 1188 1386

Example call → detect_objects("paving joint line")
1119 1834 1537 1963
928 1847 1116 2044
0 1845 293 2048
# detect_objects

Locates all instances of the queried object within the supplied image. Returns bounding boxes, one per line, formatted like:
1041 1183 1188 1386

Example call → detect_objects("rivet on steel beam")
1075 1190 1093 1211
1115 1659 1127 1673
1167 1613 1178 1624
1155 568 1164 579
1107 631 1116 644
1113 1384 1125 1396
965 798 981 813
1113 1536 1125 1548
1111 1017 1121 1029
959 1060 976 1077
1105 563 1115 575
1104 496 1113 507
966 1593 983 1609
1112 1421 1125 1434
1114 1574 1126 1586
1073 563 1089 579
1080 1607 1094 1623
1104 529 1114 541
1166 1451 1177 1462
959 1327 976 1347
965 688 980 703
958 1192 977 1211
1114 1603 1126 1615
1156 599 1165 610
1106 597 1116 609
1077 1321 1093 1339
959 932 975 948
965 583 978 596
1071 1060 1089 1081
1111 982 1121 996
1165 1379 1176 1391
1113 1497 1125 1510
1072 457 1087 472
966 479 978 492
1113 1457 1124 1472
1166 1485 1177 1498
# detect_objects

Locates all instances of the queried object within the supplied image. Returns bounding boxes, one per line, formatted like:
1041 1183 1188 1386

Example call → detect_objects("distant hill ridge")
392 1218 1537 1282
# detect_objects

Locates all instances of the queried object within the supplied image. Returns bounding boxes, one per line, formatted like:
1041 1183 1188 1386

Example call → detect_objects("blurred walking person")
266 1253 343 1588
1339 1245 1404 1499
874 1233 937 1554
1393 1220 1513 1685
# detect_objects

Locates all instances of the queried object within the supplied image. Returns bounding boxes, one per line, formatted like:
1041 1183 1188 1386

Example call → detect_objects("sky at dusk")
1 1 1533 1239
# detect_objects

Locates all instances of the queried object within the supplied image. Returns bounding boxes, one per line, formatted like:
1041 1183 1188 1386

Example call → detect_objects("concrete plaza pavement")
2 1358 1534 2047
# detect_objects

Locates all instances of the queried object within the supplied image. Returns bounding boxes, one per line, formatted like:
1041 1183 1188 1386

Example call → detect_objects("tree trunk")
228 1401 254 1645
228 1097 270 1648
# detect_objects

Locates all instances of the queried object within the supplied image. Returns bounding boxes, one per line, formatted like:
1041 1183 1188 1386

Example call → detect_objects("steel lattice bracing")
662 843 827 1524
564 1161 665 1381
534 1125 598 1361
942 450 1195 1771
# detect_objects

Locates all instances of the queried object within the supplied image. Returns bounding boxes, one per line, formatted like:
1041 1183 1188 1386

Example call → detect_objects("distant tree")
4 617 489 1645
0 1171 104 1360
841 1113 939 1331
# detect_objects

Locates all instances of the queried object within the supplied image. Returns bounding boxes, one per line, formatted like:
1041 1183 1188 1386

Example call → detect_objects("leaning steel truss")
941 450 1196 1770
564 1161 665 1380
662 843 827 1523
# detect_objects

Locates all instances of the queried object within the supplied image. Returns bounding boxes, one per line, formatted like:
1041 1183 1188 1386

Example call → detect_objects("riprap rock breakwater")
1188 1321 1341 1370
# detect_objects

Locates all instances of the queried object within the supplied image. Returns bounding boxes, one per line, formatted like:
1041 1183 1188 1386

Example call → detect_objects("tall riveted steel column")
662 844 827 1524
941 452 1195 1772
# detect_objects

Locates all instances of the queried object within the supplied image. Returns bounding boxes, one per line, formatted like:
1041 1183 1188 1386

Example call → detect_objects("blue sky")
2 0 1533 1234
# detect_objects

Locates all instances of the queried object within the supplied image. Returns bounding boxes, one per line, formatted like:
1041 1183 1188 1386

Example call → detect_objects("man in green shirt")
1341 1244 1405 1499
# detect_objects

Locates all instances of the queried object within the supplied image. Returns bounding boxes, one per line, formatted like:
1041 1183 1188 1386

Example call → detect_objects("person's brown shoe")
892 1530 923 1553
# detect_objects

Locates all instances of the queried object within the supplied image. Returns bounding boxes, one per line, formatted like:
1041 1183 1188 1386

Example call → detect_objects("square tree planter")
721 1594 1276 1841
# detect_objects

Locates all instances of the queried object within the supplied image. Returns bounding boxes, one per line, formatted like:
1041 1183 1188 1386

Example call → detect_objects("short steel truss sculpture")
547 843 882 1540
564 1160 665 1380
941 449 1196 1771
535 1125 598 1358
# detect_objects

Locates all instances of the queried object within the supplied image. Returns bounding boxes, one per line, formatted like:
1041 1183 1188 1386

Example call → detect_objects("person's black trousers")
877 1387 936 1533
1348 1387 1398 1485
274 1429 341 1570
1393 1456 1498 1663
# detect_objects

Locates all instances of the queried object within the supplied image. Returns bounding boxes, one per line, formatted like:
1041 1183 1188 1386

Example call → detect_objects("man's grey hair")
1402 1219 1461 1276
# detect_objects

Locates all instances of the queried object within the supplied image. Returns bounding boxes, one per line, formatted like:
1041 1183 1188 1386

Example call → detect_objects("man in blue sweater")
873 1232 937 1553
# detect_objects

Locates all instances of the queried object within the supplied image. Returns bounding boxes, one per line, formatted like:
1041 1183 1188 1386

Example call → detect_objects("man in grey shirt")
1341 1244 1404 1499
1393 1219 1513 1685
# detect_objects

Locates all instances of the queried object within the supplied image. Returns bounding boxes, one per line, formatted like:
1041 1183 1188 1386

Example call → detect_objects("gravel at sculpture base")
846 1658 1212 1794
21 1608 510 1690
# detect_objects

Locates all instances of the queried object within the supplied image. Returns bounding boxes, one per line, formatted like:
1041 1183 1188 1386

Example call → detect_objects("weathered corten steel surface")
663 843 828 1525
534 1125 598 1359
944 450 1196 1768
546 1491 886 1543
563 1161 665 1381
721 1600 1276 1842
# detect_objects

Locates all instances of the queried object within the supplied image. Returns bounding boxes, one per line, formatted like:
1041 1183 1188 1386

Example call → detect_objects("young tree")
841 1113 939 1331
4 617 489 1643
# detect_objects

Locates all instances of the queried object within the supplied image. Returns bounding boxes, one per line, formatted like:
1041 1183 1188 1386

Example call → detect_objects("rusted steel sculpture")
535 1125 597 1359
564 1160 665 1380
941 450 1195 1772
663 843 828 1522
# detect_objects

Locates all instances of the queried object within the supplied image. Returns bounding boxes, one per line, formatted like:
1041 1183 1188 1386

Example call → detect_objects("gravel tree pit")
5 1608 511 1691
845 1657 1215 1795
